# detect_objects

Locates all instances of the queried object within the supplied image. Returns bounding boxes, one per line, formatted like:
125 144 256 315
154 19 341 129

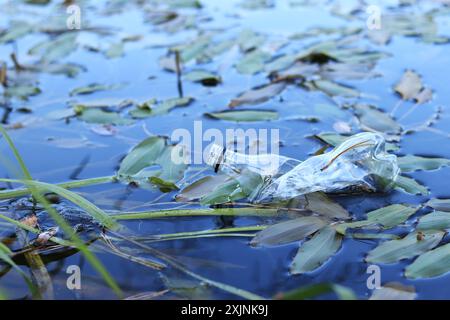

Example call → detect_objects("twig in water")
10 53 24 71
175 50 183 98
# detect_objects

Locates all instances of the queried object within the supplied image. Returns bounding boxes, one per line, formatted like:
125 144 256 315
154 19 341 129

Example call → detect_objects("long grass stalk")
0 175 115 200
112 208 279 220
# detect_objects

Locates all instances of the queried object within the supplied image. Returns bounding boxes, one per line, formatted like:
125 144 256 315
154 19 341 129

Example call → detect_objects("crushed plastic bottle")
205 132 400 202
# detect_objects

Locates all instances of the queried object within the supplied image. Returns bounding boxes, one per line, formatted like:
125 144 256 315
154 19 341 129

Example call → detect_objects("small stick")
10 53 25 71
174 50 183 98
0 62 7 87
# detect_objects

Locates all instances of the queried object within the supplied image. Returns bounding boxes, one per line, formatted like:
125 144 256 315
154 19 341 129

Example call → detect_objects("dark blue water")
1 0 450 299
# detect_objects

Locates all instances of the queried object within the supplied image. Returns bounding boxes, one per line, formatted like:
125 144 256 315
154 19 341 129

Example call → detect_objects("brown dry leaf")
414 87 433 104
229 82 286 107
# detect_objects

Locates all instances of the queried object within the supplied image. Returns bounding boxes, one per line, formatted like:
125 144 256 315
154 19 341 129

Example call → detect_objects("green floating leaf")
4 85 41 100
426 198 450 212
130 97 193 118
366 230 444 264
118 136 166 176
237 29 266 52
184 70 221 86
394 175 429 196
354 104 402 134
118 136 188 188
229 82 286 107
310 79 359 97
336 204 418 234
70 83 122 96
417 211 450 230
205 109 279 122
290 226 342 274
250 216 327 246
278 283 355 300
77 108 133 126
369 282 416 300
405 243 450 279
398 155 450 172
301 192 350 220
264 54 298 73
105 42 124 59
28 33 78 62
235 50 271 74
172 36 210 63
0 21 32 44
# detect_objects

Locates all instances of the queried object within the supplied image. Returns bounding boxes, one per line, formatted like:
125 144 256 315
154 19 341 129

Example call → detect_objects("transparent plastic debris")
205 132 399 202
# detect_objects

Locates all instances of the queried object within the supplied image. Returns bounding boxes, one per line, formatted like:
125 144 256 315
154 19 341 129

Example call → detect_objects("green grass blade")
112 208 279 220
0 175 115 200
0 178 119 230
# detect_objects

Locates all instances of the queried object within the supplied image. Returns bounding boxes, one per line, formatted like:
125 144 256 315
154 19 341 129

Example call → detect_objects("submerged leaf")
176 175 232 202
366 230 444 264
250 216 327 246
290 226 342 274
235 50 271 74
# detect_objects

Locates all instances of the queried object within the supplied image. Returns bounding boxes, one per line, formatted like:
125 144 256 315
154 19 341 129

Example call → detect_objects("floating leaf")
28 33 78 62
184 70 221 86
417 211 450 230
4 85 41 100
300 192 349 220
229 82 286 107
336 204 418 234
76 108 133 126
310 79 359 97
290 226 343 274
394 70 423 100
149 176 179 192
205 109 279 122
250 216 327 246
118 136 188 187
235 50 270 74
118 136 166 176
278 283 355 300
394 175 429 195
70 83 122 96
398 155 450 172
176 175 232 202
405 243 450 279
264 54 298 73
426 198 450 212
354 104 401 134
237 29 266 52
366 230 444 264
369 283 416 300
105 42 124 59
0 21 32 44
